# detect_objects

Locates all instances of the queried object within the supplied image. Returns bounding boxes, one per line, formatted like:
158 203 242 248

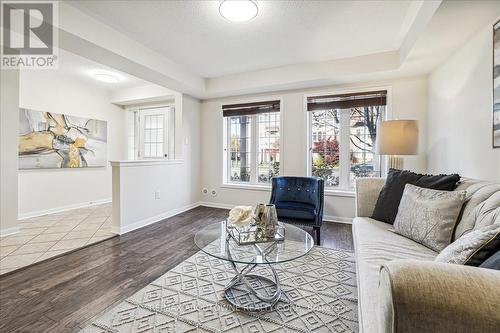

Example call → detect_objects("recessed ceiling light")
219 0 258 23
94 73 119 83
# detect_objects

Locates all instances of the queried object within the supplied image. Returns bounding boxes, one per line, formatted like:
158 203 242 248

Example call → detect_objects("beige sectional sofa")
353 177 500 333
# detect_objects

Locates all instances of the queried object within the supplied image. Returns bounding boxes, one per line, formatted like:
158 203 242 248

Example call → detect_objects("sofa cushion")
393 184 466 252
353 217 437 333
371 169 460 225
274 200 316 221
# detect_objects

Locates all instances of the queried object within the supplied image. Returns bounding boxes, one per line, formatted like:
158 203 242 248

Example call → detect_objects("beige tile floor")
0 203 115 275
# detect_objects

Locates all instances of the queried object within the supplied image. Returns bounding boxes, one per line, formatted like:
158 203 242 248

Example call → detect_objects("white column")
0 69 20 236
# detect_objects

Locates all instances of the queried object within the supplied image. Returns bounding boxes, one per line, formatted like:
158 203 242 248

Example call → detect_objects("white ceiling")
55 49 151 91
403 0 500 72
63 0 500 99
72 0 414 78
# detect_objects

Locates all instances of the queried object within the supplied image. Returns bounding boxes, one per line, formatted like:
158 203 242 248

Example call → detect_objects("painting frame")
18 108 108 169
493 19 500 148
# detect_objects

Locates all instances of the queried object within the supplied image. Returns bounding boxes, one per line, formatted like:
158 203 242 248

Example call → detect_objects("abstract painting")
19 108 107 169
494 20 500 148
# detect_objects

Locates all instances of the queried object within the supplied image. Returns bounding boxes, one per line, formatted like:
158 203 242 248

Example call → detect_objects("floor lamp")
377 120 418 170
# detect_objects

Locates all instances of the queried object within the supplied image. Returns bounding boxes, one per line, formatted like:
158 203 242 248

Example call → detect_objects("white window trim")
220 183 272 191
138 109 169 159
324 189 356 197
305 86 392 191
127 110 139 160
126 104 175 160
222 99 284 187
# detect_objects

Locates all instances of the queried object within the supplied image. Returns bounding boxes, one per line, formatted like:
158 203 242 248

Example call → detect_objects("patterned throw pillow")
435 224 500 266
393 184 466 252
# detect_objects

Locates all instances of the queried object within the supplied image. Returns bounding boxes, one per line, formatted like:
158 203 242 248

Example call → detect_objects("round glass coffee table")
194 220 314 311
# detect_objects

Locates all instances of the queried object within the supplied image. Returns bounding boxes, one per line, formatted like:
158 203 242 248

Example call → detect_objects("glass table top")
194 220 314 265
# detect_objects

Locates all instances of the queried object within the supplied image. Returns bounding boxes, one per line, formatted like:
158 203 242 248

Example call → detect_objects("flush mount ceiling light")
219 0 258 23
94 73 119 83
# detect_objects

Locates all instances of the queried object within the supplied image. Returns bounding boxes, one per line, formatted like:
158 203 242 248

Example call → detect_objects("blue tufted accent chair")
269 176 325 245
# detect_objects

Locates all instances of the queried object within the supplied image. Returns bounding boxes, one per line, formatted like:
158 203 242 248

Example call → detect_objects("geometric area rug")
80 246 358 332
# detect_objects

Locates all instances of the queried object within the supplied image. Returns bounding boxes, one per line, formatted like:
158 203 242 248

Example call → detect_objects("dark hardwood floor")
0 206 353 332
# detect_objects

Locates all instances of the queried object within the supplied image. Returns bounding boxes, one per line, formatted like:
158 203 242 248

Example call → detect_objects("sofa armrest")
379 260 500 333
354 177 385 217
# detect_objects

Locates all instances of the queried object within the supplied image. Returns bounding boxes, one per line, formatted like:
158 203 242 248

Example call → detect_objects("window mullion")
138 112 144 159
339 109 351 190
307 111 312 177
225 118 230 183
251 115 258 184
163 110 168 158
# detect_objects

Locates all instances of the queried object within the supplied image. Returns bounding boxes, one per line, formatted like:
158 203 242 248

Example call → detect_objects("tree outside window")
309 94 385 189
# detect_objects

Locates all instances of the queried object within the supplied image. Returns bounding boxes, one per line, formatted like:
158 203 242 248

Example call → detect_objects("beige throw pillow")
435 224 500 266
393 184 466 252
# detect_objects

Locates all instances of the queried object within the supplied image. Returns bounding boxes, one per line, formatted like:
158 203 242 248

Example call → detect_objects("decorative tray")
226 220 285 245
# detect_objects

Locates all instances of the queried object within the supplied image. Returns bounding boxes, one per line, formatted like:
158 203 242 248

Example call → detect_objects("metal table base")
224 237 282 311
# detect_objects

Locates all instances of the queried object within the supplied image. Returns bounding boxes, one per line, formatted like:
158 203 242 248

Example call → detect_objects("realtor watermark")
1 1 58 69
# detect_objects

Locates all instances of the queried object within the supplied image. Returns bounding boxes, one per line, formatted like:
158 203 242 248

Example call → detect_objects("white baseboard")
18 198 112 220
199 201 353 224
113 201 201 235
198 201 235 210
0 226 20 237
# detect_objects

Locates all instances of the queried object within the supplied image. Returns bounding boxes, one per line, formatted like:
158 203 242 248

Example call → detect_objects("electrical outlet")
210 189 217 197
154 190 160 200
202 188 209 195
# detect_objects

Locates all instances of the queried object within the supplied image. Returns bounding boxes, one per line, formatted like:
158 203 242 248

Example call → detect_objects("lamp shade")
376 120 418 155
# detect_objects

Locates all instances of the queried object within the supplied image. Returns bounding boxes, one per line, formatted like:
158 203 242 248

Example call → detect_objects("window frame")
222 99 283 187
138 109 168 159
127 104 175 160
305 87 392 192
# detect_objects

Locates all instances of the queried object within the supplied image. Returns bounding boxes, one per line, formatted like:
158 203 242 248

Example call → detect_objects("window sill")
221 183 272 191
220 183 355 197
324 189 355 197
110 159 183 167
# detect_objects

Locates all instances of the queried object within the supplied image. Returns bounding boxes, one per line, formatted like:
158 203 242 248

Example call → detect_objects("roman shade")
307 90 387 111
222 100 280 117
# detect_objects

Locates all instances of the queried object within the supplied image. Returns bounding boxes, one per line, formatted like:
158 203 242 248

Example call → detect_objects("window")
142 112 164 158
312 131 324 141
307 90 386 190
127 106 175 160
223 100 280 185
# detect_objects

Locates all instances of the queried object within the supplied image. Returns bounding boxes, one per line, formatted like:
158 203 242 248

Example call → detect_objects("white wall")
110 84 176 105
111 95 201 233
1 69 20 236
18 70 128 217
428 20 500 181
200 76 428 221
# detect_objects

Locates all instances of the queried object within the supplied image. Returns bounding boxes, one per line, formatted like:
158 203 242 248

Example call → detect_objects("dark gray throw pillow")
371 169 460 224
480 251 500 271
